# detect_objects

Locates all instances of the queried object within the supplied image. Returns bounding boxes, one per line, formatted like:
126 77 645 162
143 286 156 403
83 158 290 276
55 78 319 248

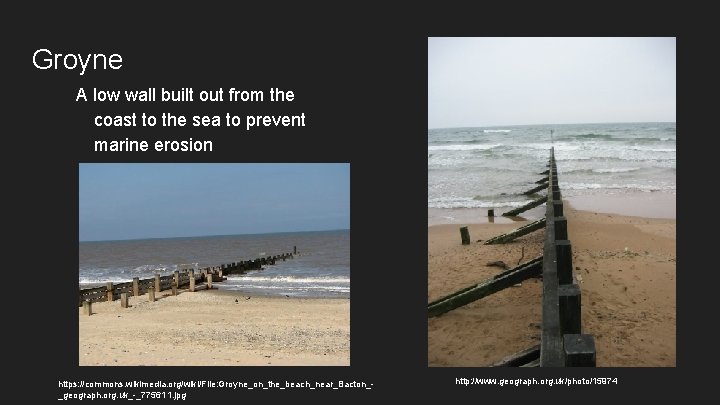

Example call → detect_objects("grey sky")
428 37 676 128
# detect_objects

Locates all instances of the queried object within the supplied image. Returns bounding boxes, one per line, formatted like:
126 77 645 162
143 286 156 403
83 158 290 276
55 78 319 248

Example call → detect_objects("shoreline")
429 191 675 227
78 282 348 300
79 289 350 366
428 200 676 366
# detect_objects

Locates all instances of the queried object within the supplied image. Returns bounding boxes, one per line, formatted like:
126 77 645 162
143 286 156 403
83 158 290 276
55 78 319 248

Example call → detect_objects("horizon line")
428 120 676 131
80 228 350 243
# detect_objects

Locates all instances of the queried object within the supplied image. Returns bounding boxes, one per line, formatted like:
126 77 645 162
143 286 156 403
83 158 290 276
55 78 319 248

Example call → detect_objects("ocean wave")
131 264 173 273
630 146 676 152
223 284 350 292
592 167 641 173
559 182 676 192
483 129 511 133
565 133 613 140
79 276 134 285
428 196 532 209
522 143 580 151
227 275 349 284
428 143 503 151
563 167 641 174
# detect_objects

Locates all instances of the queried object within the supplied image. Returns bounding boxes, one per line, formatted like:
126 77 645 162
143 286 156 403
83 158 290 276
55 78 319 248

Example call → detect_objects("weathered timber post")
553 200 564 217
219 268 223 278
207 273 213 289
502 195 547 217
563 334 596 366
82 301 92 315
484 218 546 245
106 282 114 302
294 245 297 254
488 209 495 217
524 183 547 195
148 288 155 302
132 277 140 297
559 283 581 334
154 274 161 293
120 293 129 308
552 186 561 201
460 226 471 245
171 284 177 296
189 270 196 292
555 216 568 240
556 240 573 284
173 271 179 288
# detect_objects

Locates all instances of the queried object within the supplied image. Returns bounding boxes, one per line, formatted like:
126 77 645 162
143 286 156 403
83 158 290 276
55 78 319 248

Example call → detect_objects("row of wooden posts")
79 249 296 313
429 149 595 366
540 149 595 366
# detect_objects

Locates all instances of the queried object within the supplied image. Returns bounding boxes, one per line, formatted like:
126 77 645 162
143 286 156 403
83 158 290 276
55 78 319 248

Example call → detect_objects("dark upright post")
460 226 470 245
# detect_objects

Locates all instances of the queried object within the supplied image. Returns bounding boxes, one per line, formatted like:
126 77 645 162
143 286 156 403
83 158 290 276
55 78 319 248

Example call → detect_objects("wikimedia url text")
456 377 619 387
58 380 373 400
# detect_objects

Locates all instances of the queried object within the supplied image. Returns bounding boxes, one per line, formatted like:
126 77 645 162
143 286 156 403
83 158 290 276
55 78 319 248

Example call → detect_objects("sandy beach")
79 289 349 366
428 196 676 367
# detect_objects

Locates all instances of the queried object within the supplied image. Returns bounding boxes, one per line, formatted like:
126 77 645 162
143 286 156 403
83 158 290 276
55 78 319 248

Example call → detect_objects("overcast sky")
428 37 676 128
79 163 349 241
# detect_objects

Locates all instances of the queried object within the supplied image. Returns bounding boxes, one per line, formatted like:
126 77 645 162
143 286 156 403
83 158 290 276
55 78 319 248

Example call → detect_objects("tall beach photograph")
427 37 676 366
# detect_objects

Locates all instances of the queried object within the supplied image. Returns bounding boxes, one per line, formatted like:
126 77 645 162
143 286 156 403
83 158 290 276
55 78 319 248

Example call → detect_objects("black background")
7 3 714 402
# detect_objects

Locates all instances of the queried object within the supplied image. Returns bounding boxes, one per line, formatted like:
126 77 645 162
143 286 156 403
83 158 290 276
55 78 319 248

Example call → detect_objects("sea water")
428 122 675 221
79 229 350 298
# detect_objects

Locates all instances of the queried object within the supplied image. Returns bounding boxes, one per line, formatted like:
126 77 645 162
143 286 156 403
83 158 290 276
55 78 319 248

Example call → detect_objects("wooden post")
106 282 114 302
460 226 470 245
82 301 92 315
428 257 543 317
553 189 561 201
155 274 161 293
148 288 155 302
219 268 223 278
189 270 195 292
171 285 177 296
484 218 546 245
120 293 129 308
207 273 213 289
553 200 563 217
523 183 547 195
132 277 139 297
502 195 546 217
173 271 179 288
555 216 568 240
556 240 573 284
559 283 581 334
488 208 494 217
563 334 596 366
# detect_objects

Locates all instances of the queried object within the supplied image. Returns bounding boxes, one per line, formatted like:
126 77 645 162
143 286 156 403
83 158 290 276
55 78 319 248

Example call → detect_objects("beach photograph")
78 163 350 366
427 38 676 366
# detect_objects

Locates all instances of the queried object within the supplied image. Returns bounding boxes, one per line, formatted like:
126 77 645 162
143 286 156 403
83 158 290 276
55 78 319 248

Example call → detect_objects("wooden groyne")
502 195 547 217
428 148 596 367
540 149 595 366
427 256 542 317
79 252 294 307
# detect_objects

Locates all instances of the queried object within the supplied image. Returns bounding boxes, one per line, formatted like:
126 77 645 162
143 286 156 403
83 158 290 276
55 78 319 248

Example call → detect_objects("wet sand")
428 194 675 366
